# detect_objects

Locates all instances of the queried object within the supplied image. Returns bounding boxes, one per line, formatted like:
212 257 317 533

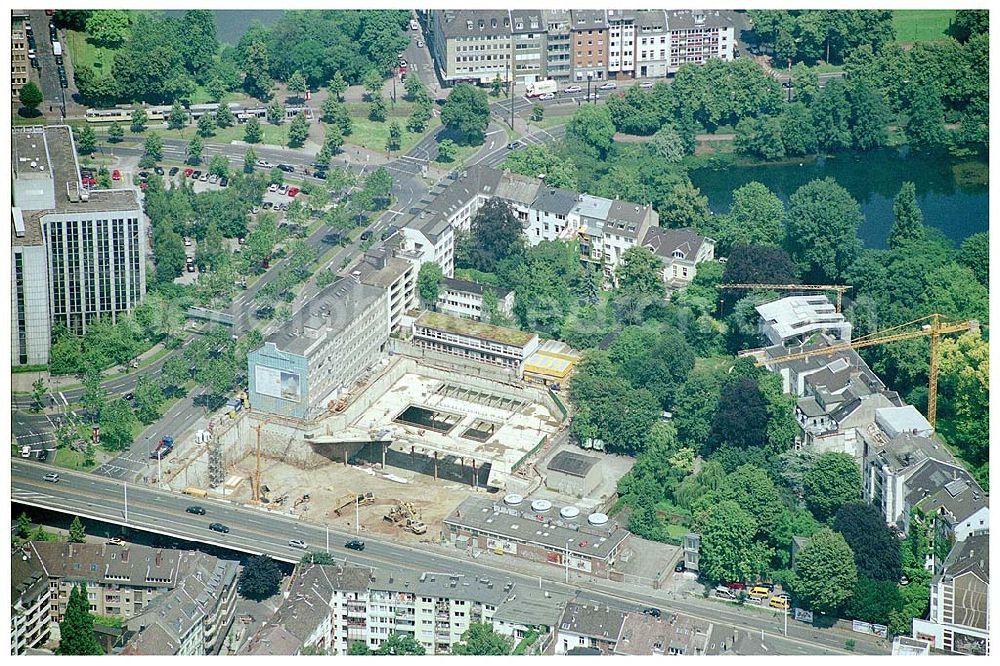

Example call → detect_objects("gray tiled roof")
908 460 987 524
496 171 542 206
532 187 579 216
635 9 667 30
30 542 180 589
942 533 989 582
665 9 737 31
570 9 608 31
437 10 512 39
441 276 511 300
509 10 543 34
642 226 705 259
238 624 303 655
559 601 625 641
409 166 503 242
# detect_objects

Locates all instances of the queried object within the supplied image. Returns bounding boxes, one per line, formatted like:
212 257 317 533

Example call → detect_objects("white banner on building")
255 366 301 402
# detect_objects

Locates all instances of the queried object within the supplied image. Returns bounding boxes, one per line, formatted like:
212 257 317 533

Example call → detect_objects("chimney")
155 552 162 567
122 549 129 563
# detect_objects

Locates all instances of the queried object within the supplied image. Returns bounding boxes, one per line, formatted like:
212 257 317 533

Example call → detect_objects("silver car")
288 539 308 549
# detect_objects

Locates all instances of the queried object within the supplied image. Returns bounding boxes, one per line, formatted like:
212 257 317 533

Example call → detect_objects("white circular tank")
560 506 580 519
530 499 552 513
504 493 524 506
588 512 609 526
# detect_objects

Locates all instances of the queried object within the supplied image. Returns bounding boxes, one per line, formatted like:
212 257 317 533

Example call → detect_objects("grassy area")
892 10 954 43
156 121 292 147
54 447 96 472
343 100 442 154
531 116 569 131
13 115 50 126
66 30 116 73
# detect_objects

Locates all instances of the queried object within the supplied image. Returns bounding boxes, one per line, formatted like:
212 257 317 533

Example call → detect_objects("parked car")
263 201 274 210
417 40 424 48
255 305 275 319
715 585 737 599
106 537 125 546
154 166 165 175
642 608 661 618
192 170 202 179
268 183 279 193
38 449 49 462
219 177 228 187
183 167 193 177
277 164 295 173
674 560 686 573
43 472 59 483
184 237 193 247
123 392 135 401
288 539 308 550
314 170 327 180
564 85 582 94
278 184 289 195
639 81 654 89
198 172 209 182
186 506 207 515
112 169 121 181
257 160 275 168
381 225 399 240
208 523 229 533
345 539 365 551
208 173 218 184
769 596 790 610
322 233 343 246
360 229 373 241
598 81 617 90
287 186 300 197
538 92 555 100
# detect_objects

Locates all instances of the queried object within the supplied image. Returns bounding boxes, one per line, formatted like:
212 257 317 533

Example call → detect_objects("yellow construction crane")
758 314 981 429
720 283 852 312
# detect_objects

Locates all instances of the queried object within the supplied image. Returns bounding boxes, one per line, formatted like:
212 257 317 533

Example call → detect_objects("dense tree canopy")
793 528 858 613
785 178 863 282
833 502 903 582
803 453 862 522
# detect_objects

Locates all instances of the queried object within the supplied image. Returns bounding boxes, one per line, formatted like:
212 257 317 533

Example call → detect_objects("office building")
12 126 145 365
431 10 512 84
356 245 418 333
411 311 539 375
247 276 389 419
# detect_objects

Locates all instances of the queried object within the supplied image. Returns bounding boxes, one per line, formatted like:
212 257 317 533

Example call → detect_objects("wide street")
12 459 889 656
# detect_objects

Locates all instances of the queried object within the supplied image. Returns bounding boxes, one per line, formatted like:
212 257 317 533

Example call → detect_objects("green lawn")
54 447 96 472
158 122 292 147
342 100 442 154
893 10 955 43
66 30 116 73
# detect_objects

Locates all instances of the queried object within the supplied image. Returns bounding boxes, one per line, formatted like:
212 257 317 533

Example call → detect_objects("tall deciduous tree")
453 623 514 655
287 112 309 148
130 107 147 133
785 177 863 282
888 182 924 250
616 246 665 301
238 555 282 601
374 633 426 655
567 104 616 157
719 464 786 538
441 83 491 144
699 500 772 583
243 116 263 143
18 81 43 114
76 126 97 155
469 198 524 273
804 452 862 522
833 502 903 582
168 100 188 130
711 182 785 254
417 261 443 307
660 182 712 231
793 528 858 614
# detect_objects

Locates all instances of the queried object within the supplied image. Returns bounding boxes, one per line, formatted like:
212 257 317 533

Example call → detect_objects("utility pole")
355 494 360 535
123 481 128 524
326 524 330 553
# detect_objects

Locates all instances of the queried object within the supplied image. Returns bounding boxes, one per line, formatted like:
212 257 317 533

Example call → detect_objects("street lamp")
586 73 593 103
565 538 573 583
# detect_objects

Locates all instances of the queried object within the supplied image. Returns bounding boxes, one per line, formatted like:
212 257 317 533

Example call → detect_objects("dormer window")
672 250 685 259
516 22 523 30
491 18 497 28
479 20 485 29
467 20 473 30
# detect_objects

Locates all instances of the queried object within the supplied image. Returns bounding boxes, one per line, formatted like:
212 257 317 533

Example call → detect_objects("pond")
164 10 286 45
689 147 988 249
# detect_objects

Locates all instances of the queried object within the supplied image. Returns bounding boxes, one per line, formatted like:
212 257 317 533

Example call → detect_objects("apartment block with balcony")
12 126 145 365
510 10 546 85
432 10 512 85
358 245 417 334
666 9 736 73
912 533 989 655
11 547 51 655
542 10 572 82
412 310 539 375
569 9 608 82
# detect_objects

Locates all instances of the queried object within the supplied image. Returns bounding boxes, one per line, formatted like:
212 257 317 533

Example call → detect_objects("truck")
525 79 557 97
52 41 62 63
150 436 174 460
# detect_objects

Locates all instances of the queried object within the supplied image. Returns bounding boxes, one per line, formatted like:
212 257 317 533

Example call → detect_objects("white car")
288 539 308 549
208 173 219 183
257 159 275 168
639 81 654 89
417 40 424 48
538 92 555 100
278 184 289 195
268 183 279 192
563 85 582 94
184 237 192 247
198 173 208 182
598 81 617 90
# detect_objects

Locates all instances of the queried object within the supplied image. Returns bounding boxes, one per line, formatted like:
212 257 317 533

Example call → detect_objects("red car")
183 167 194 177
45 10 55 16
287 186 300 198
139 182 148 190
112 169 121 181
725 582 746 591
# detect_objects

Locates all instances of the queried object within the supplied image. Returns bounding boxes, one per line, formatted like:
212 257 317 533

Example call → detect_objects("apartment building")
11 547 51 655
578 198 659 283
120 554 239 656
640 226 715 288
510 10 546 84
247 276 389 419
912 533 989 655
436 277 514 322
12 126 145 365
11 10 30 97
526 186 583 246
432 10 512 84
756 295 853 347
555 603 714 656
635 10 671 79
542 10 572 82
569 10 608 82
357 245 418 333
606 10 636 80
411 311 539 375
665 9 736 74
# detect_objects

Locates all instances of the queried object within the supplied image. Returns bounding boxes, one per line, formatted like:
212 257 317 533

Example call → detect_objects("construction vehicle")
150 436 174 460
334 492 374 517
383 501 417 525
404 518 427 535
720 283 852 312
293 493 311 508
759 313 980 429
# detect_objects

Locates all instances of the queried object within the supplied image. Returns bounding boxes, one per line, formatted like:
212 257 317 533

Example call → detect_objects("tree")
780 102 818 156
143 132 163 160
834 502 903 582
888 182 924 250
374 633 426 656
793 528 858 614
434 138 457 163
502 144 578 189
417 261 443 307
530 103 544 122
673 366 724 452
951 10 989 43
812 78 853 152
98 399 139 452
81 369 107 419
243 147 257 173
845 576 905 626
719 464 786 539
848 79 890 151
328 71 347 100
408 95 432 133
215 104 235 128
242 40 272 99
616 246 665 301
130 107 147 133
68 516 87 543
238 554 282 601
441 83 491 144
133 375 166 423
699 500 771 583
368 94 387 122
405 72 426 101
453 623 514 655
348 641 370 655
712 182 785 254
76 126 97 155
469 198 524 273
938 331 989 467
785 178 863 282
660 181 712 230
18 81 43 114
267 100 286 125
957 232 988 288
208 154 229 180
804 452 862 522
734 115 785 161
58 584 104 655
168 100 188 130
187 135 203 164
106 121 125 144
85 9 131 48
195 113 215 138
287 70 307 100
363 68 384 98
31 377 47 413
567 104 616 157
300 550 336 564
710 377 769 454
905 82 946 148
650 125 686 163
246 213 278 267
16 512 33 539
244 116 263 144
386 120 402 152
287 112 309 148
321 97 353 136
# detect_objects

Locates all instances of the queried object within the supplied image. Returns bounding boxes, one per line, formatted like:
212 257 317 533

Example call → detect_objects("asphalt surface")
11 459 889 656
26 10 66 115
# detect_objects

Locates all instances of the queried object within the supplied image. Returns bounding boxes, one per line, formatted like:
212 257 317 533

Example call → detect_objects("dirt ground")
228 454 485 542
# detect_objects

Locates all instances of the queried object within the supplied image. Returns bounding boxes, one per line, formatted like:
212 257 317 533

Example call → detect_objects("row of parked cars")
714 582 790 609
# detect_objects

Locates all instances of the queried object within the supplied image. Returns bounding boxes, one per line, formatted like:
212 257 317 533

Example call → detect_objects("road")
11 459 888 656
26 10 66 116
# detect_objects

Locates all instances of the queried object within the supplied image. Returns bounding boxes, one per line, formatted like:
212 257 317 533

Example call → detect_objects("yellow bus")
769 595 790 610
183 487 209 498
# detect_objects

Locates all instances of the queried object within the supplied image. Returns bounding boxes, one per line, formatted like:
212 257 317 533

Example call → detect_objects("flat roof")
524 350 577 379
416 310 536 347
547 450 600 478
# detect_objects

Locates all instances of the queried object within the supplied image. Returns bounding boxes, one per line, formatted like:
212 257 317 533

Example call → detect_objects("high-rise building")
11 126 145 365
